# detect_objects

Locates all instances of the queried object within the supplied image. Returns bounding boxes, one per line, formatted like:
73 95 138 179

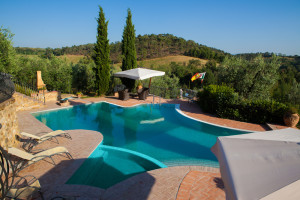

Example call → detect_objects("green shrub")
236 100 288 124
285 106 298 115
197 84 238 114
15 83 36 97
197 84 289 124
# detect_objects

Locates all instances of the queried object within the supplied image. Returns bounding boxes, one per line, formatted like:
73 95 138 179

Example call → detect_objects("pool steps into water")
67 145 167 189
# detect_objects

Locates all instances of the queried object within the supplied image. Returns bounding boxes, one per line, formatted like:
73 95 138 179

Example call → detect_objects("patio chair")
1 145 14 198
6 175 43 199
138 88 149 100
1 146 43 199
20 130 72 152
118 89 129 101
114 84 126 93
183 89 197 103
8 146 73 173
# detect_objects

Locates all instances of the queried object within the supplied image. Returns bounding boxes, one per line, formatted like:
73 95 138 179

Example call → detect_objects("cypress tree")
121 8 137 90
94 6 110 96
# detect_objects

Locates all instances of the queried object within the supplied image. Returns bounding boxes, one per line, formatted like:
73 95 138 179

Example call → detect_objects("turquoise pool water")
66 145 166 189
33 102 249 188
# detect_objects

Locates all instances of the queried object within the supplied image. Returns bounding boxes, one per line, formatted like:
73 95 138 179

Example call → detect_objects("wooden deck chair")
8 146 73 173
20 130 72 151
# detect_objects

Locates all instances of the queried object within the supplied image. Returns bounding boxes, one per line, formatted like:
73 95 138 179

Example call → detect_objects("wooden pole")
148 77 152 88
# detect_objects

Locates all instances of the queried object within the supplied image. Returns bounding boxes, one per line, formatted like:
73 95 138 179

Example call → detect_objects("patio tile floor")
14 95 288 199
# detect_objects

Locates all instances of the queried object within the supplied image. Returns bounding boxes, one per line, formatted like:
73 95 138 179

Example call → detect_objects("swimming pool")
66 145 167 189
33 102 249 188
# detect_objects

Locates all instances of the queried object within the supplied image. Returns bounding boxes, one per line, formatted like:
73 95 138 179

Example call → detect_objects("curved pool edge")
96 101 258 132
174 104 257 133
31 100 257 133
30 100 149 115
99 144 168 169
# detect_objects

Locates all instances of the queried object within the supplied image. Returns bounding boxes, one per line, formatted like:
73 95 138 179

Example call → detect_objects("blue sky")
1 0 300 55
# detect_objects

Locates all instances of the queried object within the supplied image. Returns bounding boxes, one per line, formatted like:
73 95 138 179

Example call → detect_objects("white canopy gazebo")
113 68 165 88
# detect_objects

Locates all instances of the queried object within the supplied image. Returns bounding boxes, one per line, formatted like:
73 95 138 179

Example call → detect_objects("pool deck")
15 96 288 199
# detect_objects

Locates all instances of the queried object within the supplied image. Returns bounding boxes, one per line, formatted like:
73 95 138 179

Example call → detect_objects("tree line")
15 34 228 63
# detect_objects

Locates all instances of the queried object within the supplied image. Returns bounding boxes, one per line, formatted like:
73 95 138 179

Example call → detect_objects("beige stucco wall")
0 97 20 150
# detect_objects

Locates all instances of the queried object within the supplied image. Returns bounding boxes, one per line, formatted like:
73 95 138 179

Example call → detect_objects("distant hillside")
15 47 46 55
113 55 208 70
110 34 228 63
15 44 94 56
15 34 228 63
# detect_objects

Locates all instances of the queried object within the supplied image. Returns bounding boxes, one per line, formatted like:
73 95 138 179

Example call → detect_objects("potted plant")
76 92 83 98
283 107 299 127
136 81 143 91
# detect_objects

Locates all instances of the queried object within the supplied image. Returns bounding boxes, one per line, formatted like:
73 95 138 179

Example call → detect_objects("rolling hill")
112 55 207 70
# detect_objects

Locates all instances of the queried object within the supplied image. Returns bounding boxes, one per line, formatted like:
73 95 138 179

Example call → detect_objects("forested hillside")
15 34 228 63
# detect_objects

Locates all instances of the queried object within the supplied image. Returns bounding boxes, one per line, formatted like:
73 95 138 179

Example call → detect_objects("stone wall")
0 97 20 150
13 92 44 111
44 91 58 102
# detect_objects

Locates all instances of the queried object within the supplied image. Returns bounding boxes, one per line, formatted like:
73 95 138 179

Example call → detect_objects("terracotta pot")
136 85 143 91
284 113 299 127
114 92 119 98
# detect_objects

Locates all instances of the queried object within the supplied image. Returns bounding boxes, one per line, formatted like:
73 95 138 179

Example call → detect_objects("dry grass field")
17 54 207 68
113 55 208 71
57 55 85 63
16 54 85 64
139 55 208 68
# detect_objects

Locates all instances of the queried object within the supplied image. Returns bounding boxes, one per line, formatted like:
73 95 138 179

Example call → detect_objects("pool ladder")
152 94 162 105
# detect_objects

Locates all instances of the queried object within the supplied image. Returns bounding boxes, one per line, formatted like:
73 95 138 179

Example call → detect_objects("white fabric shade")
211 128 300 200
113 68 165 80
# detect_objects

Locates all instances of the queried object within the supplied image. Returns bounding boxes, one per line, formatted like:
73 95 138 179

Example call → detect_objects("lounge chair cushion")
21 130 67 141
8 146 70 165
8 147 34 160
20 130 72 152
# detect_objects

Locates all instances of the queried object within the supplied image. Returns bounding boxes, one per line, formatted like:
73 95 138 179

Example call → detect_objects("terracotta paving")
176 170 225 200
15 129 104 199
102 166 221 200
13 95 289 199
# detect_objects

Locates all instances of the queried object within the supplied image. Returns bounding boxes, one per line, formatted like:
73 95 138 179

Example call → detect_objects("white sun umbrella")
113 68 165 88
211 128 300 200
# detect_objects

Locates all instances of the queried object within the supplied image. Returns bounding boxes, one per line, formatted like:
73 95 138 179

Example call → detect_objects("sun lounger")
20 130 72 151
8 146 73 173
1 145 43 199
6 175 43 199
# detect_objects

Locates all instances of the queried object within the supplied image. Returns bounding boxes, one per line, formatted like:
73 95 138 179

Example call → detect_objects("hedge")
197 85 289 124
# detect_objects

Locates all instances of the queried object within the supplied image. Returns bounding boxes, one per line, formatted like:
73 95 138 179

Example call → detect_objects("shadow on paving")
19 152 156 199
